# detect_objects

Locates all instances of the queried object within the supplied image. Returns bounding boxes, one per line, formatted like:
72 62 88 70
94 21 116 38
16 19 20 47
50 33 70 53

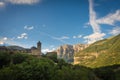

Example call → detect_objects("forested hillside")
0 51 98 80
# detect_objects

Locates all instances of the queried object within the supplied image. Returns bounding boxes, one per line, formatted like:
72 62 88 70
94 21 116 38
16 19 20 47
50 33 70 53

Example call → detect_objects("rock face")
57 44 89 63
57 44 74 63
73 44 89 53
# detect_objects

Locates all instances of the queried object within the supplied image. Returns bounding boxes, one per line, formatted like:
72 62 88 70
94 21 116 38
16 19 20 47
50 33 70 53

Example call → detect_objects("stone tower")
37 41 41 55
31 41 41 56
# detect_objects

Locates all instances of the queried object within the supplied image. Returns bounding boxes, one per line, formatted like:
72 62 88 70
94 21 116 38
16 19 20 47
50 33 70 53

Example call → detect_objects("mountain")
57 44 74 63
56 44 89 63
7 46 25 50
73 44 89 53
0 42 25 50
74 34 120 68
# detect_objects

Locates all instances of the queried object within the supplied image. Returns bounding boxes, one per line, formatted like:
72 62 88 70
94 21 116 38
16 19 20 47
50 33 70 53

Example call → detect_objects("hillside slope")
74 34 120 68
7 46 25 50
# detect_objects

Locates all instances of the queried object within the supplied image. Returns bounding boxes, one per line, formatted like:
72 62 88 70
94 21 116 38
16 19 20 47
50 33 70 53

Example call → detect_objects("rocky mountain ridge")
56 44 89 63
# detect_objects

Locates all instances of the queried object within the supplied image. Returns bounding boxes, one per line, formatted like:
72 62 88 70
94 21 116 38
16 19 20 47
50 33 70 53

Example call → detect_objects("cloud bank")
56 36 70 40
89 0 101 33
6 0 40 5
84 33 106 44
52 36 70 43
0 2 5 7
84 0 105 44
17 33 28 39
109 27 120 35
73 35 82 39
24 25 34 30
84 0 120 44
42 48 55 53
0 0 41 8
96 10 120 26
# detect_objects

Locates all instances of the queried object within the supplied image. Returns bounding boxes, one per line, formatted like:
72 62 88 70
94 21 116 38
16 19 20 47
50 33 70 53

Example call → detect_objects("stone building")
0 41 42 56
31 41 41 56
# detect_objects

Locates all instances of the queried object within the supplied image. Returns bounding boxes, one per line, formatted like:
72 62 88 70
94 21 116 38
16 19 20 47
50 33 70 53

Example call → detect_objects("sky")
0 0 120 53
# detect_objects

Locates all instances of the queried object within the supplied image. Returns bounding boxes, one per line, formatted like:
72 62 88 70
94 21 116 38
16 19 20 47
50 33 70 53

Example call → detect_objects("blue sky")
0 0 120 53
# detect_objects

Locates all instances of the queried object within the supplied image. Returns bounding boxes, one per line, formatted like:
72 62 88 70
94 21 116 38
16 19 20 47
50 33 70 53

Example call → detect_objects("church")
31 41 41 56
0 41 42 56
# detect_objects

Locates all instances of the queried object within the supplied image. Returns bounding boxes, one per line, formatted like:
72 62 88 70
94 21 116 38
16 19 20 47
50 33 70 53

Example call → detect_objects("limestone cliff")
56 44 89 63
57 44 74 63
73 44 89 53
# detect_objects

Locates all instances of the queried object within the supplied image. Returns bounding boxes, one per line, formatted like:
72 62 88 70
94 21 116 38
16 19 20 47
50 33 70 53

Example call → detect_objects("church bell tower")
37 41 41 55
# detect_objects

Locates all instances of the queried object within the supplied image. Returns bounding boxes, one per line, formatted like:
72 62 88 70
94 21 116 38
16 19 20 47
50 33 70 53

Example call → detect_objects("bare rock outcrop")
56 44 89 63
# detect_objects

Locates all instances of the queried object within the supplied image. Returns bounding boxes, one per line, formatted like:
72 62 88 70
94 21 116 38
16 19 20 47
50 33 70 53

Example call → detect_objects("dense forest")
0 51 120 80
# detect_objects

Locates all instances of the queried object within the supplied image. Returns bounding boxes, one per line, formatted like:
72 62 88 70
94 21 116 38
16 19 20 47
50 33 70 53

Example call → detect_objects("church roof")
31 46 37 50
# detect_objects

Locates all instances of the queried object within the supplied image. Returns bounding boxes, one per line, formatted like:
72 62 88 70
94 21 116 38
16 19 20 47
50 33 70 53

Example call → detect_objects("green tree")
11 53 28 64
0 52 10 68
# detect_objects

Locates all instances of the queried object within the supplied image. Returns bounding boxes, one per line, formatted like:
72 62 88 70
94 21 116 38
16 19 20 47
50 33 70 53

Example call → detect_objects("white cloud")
84 22 90 28
42 48 55 53
89 0 101 33
87 0 120 44
84 0 106 44
0 37 8 45
109 27 120 35
6 0 40 5
0 2 5 7
52 36 70 43
53 36 69 42
73 35 82 39
84 32 106 44
24 25 34 30
0 36 31 48
17 33 28 39
39 32 69 43
73 36 76 39
0 0 41 8
58 36 70 40
96 10 120 25
3 37 8 40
